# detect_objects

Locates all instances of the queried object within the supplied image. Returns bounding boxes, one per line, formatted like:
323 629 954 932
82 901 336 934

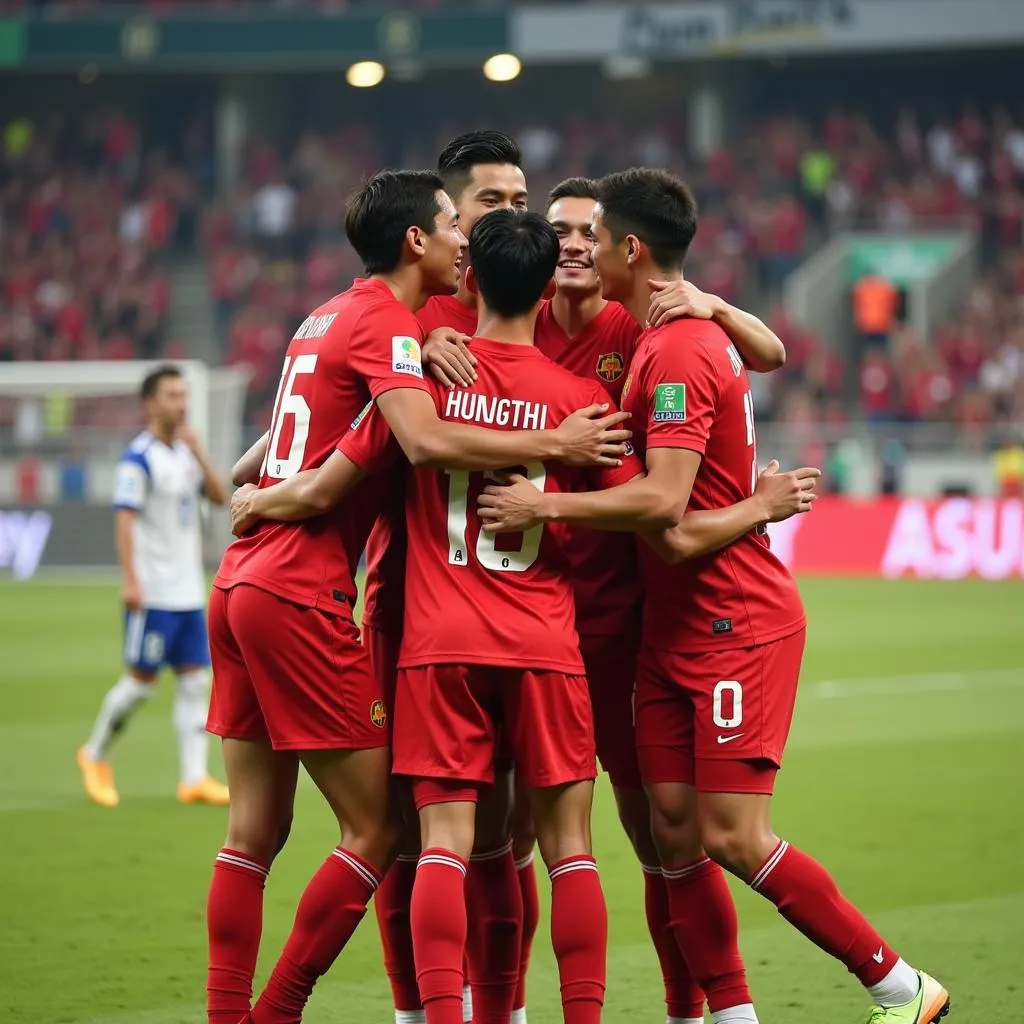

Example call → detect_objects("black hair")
345 169 445 275
469 209 559 318
596 167 698 269
547 176 599 206
437 130 523 197
140 365 183 401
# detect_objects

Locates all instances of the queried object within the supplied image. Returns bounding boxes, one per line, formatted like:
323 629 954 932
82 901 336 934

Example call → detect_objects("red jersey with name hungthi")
340 337 643 670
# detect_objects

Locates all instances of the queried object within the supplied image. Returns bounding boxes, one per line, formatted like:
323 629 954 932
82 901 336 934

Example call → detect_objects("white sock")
394 1010 426 1024
174 669 211 785
668 1018 704 1024
712 1004 759 1023
85 674 153 760
511 1008 527 1024
868 959 920 1007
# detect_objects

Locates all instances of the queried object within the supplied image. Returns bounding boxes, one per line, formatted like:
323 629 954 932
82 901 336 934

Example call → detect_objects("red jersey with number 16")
340 338 643 671
214 278 429 617
621 318 805 653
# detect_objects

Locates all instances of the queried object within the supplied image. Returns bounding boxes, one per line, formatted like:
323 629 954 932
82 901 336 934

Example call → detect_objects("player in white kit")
78 365 231 807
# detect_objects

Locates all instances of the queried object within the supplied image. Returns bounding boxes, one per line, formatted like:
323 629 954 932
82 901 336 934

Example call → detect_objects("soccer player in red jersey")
482 168 950 1024
346 208 660 1024
205 170 628 1024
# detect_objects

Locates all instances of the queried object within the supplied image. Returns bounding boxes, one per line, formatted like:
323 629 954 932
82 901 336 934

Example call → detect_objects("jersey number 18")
445 465 546 573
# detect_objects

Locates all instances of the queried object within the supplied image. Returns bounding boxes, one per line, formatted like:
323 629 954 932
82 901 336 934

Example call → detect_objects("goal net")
0 360 251 579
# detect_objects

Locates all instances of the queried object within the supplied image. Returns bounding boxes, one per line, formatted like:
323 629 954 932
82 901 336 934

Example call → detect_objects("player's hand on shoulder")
555 403 632 467
122 578 142 612
478 472 548 533
754 459 821 523
646 279 720 328
422 327 476 389
229 483 260 537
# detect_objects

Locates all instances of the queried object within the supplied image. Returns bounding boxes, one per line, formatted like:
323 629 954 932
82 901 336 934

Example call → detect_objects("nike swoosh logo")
872 947 885 964
716 733 744 744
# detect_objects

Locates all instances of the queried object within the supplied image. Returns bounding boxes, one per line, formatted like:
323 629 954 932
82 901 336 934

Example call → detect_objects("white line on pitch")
813 667 1024 699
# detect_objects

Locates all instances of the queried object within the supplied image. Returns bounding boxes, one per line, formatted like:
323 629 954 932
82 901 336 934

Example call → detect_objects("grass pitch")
1 577 1022 1023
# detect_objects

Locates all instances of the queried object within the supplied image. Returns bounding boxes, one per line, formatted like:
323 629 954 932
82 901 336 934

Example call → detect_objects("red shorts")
393 664 596 806
207 584 389 751
635 628 806 793
580 619 642 790
364 623 401 709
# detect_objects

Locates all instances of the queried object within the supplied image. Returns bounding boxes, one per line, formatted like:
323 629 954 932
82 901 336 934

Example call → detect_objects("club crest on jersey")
653 383 686 422
596 351 625 383
392 336 423 378
370 699 388 729
621 373 633 402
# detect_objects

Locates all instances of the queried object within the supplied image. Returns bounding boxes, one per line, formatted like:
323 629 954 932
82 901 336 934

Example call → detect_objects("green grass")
1 577 1023 1023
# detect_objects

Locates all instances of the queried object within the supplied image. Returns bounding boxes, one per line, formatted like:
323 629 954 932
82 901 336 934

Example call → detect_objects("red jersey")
534 300 644 635
621 319 805 652
215 278 428 617
360 295 478 631
341 338 642 671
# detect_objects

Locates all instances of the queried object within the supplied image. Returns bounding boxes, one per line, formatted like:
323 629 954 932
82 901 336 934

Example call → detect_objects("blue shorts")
124 607 211 675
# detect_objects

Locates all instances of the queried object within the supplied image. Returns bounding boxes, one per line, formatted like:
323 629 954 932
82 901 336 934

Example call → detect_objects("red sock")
514 851 540 1011
375 855 421 1011
465 840 523 1023
642 865 705 1020
412 848 468 1024
207 848 270 1024
549 856 607 1024
250 848 381 1024
663 857 751 1012
751 839 899 986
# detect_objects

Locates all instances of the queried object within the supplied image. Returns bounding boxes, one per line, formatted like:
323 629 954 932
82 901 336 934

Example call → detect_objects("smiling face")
547 195 601 297
419 190 468 296
590 203 632 302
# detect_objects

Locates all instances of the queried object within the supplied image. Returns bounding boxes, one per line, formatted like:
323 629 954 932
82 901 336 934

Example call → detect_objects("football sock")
376 855 421 1012
868 961 922 1008
462 984 473 1023
250 847 381 1024
85 674 152 760
465 840 522 1023
663 857 752 1013
411 848 468 1024
750 840 916 1003
514 850 540 1015
510 1009 527 1024
174 669 211 785
548 855 607 1024
711 1004 759 1023
642 865 705 1021
207 848 269 1024
668 1018 705 1024
395 1012 427 1024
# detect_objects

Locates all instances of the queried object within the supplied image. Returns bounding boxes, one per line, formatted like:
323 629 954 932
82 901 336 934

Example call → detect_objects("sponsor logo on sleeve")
653 382 687 422
596 351 625 383
621 372 633 402
392 336 424 378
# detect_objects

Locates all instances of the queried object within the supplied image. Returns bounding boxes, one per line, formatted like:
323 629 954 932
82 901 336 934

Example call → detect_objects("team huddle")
85 130 951 1024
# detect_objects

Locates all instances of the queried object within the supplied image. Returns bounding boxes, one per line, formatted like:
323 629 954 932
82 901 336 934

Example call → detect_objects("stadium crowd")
3 102 1024 431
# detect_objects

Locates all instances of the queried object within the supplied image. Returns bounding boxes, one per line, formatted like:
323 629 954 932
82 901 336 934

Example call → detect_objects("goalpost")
0 360 252 578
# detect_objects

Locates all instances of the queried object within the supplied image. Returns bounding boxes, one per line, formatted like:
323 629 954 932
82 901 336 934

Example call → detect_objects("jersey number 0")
445 465 546 573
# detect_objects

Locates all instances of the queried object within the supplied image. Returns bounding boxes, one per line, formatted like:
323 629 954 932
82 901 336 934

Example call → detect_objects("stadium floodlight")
483 54 522 82
346 61 385 88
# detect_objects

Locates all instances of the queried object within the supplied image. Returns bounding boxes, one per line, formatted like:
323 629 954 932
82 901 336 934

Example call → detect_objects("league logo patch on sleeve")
350 400 372 430
653 383 686 422
391 335 424 378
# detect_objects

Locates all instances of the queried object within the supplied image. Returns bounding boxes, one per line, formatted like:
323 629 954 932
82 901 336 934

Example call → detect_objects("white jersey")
112 431 205 610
